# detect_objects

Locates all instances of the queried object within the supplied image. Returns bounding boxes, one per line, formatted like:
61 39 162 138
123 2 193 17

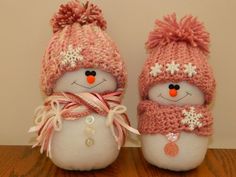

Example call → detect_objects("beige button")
85 116 95 125
84 126 95 137
85 138 94 147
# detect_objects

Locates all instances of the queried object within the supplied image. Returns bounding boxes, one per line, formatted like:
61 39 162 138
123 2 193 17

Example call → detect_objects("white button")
85 116 95 125
85 138 94 147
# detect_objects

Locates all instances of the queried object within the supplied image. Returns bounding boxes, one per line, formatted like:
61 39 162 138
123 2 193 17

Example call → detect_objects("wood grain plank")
0 146 235 177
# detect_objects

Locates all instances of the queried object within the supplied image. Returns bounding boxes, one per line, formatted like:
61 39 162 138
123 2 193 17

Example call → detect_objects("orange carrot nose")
169 89 177 97
87 75 95 84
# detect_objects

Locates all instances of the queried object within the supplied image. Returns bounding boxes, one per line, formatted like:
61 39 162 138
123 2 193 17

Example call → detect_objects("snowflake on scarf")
181 107 203 131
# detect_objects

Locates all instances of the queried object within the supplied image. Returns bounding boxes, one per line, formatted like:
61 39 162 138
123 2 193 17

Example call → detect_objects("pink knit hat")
41 0 126 95
139 14 216 104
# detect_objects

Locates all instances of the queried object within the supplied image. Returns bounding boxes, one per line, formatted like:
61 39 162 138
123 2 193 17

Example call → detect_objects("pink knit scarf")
29 90 139 157
138 100 213 136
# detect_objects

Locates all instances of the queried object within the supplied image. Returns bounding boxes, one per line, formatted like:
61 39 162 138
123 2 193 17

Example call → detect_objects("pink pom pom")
51 0 107 33
146 13 210 54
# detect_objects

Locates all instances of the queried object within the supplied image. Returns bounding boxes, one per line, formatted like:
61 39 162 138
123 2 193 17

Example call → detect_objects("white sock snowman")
29 1 139 171
138 14 216 171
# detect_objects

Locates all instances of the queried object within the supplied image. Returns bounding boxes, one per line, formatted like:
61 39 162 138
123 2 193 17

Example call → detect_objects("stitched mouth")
158 92 192 102
71 79 106 89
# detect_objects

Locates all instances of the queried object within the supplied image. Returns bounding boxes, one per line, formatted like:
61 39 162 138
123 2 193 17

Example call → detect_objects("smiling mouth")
71 79 106 89
158 92 192 102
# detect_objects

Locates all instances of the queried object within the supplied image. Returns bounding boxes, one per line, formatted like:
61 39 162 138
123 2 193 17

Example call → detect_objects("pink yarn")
51 0 107 33
41 0 127 96
146 13 210 54
30 91 135 157
139 15 215 104
138 100 213 136
138 14 215 137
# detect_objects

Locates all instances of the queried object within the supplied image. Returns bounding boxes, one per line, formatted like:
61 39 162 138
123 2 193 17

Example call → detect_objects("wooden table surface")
0 146 235 177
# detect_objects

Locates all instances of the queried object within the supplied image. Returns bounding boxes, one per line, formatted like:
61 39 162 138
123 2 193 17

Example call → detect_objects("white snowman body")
141 81 208 171
50 68 119 170
51 114 119 170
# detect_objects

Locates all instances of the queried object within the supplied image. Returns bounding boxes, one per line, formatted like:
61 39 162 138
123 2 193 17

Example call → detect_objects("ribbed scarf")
138 100 213 136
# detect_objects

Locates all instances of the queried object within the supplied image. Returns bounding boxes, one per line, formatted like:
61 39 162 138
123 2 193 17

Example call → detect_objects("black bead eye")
175 84 180 90
85 70 91 76
91 71 96 76
169 84 175 89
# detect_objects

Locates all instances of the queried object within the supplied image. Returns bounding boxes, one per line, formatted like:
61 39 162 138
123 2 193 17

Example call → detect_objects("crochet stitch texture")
139 14 216 104
138 14 216 135
41 0 127 95
138 101 213 136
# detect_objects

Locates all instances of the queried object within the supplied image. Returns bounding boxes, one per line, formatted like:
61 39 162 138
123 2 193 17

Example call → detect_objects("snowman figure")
29 1 139 170
138 14 216 171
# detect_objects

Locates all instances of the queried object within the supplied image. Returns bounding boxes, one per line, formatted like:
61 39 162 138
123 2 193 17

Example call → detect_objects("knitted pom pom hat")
41 0 126 95
139 14 216 104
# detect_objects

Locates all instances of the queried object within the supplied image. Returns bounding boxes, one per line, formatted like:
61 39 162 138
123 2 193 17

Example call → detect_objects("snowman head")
54 68 117 93
40 1 126 95
139 14 216 105
148 81 204 106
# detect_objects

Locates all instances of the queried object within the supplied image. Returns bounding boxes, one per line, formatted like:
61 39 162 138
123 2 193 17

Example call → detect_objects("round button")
85 138 94 147
84 126 95 136
85 116 95 125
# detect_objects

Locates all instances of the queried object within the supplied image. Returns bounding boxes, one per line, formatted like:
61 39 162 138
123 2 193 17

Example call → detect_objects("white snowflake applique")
150 63 163 77
181 107 203 131
166 61 180 75
184 63 197 77
60 45 84 68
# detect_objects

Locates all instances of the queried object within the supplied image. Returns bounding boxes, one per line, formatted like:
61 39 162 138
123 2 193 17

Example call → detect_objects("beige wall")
0 0 235 148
